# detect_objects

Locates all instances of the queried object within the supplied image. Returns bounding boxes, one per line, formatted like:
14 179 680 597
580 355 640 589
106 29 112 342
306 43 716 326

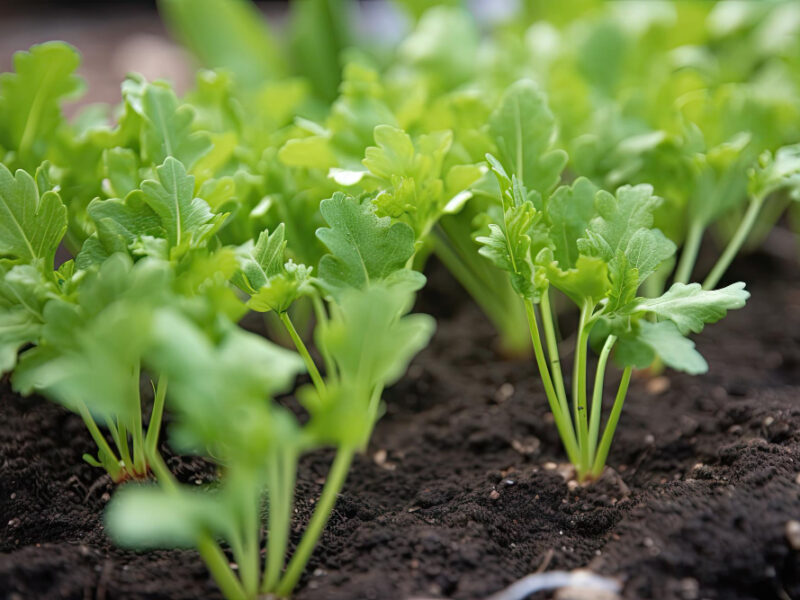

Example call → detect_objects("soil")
2 248 800 600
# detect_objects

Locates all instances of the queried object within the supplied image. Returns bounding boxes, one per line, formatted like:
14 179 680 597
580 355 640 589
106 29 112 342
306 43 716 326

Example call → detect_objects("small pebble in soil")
489 489 500 500
646 376 670 395
785 520 800 550
494 382 514 402
679 577 700 600
511 436 541 456
500 478 515 487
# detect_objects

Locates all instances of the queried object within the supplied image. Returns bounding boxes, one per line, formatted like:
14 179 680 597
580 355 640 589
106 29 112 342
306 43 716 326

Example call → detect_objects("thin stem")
573 302 592 474
279 311 327 395
239 488 260 598
674 220 704 284
147 446 247 600
587 335 617 464
145 375 168 459
262 450 296 593
197 534 248 600
129 363 147 475
78 403 122 481
147 444 178 491
523 299 580 466
311 294 336 380
275 446 355 597
703 195 764 290
107 419 134 477
361 385 386 452
590 366 632 478
539 290 569 418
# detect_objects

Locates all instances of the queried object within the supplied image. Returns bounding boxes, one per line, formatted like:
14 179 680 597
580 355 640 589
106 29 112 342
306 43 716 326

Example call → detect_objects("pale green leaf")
634 281 750 335
0 163 67 268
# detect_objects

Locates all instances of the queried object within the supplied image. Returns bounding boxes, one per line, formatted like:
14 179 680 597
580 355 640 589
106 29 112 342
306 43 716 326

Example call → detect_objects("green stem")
573 302 592 474
108 419 135 476
674 220 704 284
239 488 260 598
263 450 296 593
587 335 616 465
539 289 569 418
275 446 354 597
148 445 246 600
523 298 580 466
197 534 248 600
703 195 764 290
362 385 386 452
129 363 147 475
311 294 336 380
147 445 177 491
279 311 327 395
145 375 168 459
78 403 122 481
590 366 632 478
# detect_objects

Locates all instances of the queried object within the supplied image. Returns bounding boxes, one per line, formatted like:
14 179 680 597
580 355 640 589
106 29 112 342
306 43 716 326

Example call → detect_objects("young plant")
106 192 434 599
0 161 161 482
477 81 750 481
0 148 236 480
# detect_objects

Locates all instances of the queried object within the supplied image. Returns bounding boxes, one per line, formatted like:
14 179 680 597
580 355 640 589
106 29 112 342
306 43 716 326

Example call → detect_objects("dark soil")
2 249 800 600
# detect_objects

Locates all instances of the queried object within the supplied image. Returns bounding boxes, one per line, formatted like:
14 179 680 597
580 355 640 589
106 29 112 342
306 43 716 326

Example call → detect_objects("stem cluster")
524 291 631 481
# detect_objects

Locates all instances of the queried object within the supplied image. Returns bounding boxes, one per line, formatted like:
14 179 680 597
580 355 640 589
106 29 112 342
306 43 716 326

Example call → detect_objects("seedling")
477 81 750 481
107 193 434 599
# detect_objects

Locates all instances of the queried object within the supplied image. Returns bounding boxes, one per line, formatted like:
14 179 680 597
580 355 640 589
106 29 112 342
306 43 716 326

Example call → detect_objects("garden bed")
2 250 799 600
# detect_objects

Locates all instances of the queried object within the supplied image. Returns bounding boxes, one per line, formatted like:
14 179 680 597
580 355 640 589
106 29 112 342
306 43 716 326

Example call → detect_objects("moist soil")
2 251 800 600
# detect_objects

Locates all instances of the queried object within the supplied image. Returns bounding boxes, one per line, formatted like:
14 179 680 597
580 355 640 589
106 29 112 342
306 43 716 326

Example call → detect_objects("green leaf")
578 184 662 262
305 284 434 447
107 485 233 549
0 42 84 167
104 147 140 198
76 193 163 268
123 78 211 169
0 163 67 268
19 256 173 418
235 224 287 292
749 143 800 201
489 79 567 195
140 157 220 253
606 252 638 313
637 321 708 375
477 158 547 300
477 205 539 299
148 310 304 460
234 224 313 313
545 177 598 269
316 192 424 296
634 281 750 335
577 184 675 301
542 252 609 306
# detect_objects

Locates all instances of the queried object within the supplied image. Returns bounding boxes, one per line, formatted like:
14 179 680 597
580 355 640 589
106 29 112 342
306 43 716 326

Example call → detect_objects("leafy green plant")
477 81 750 480
106 191 433 599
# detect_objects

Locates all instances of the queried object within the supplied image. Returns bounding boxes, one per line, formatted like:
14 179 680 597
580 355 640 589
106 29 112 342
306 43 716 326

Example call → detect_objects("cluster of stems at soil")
81 369 168 483
523 290 631 482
